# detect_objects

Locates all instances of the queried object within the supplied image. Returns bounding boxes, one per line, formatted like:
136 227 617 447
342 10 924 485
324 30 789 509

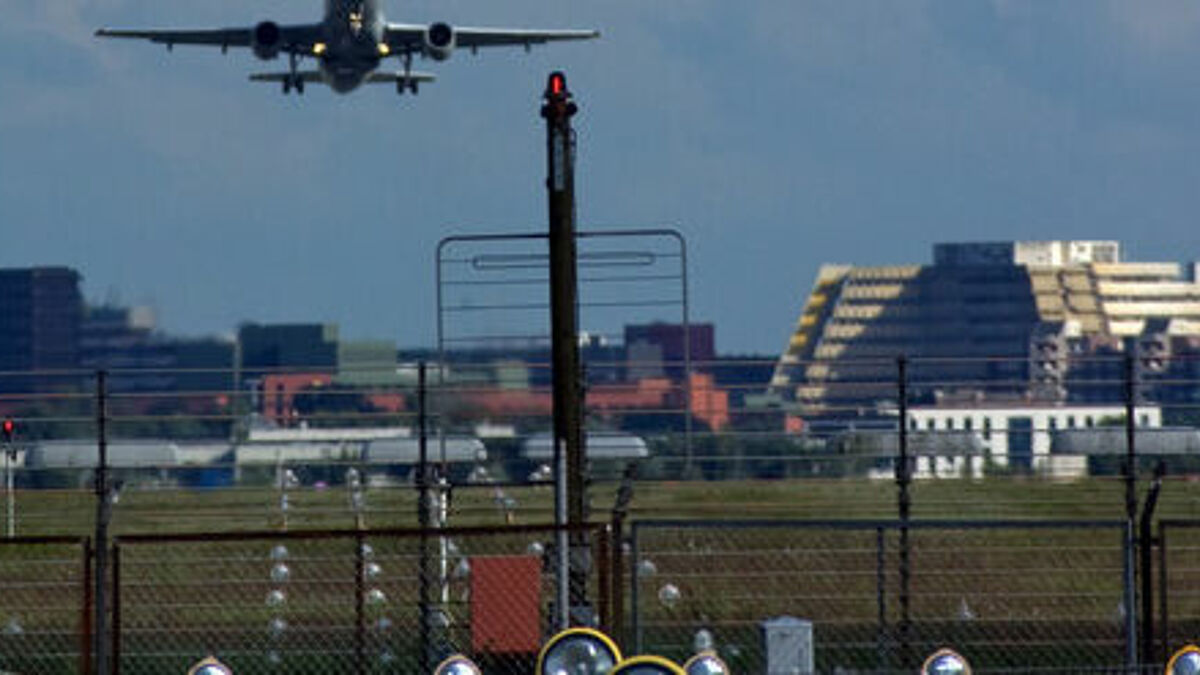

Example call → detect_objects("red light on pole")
2 419 13 442
547 71 567 98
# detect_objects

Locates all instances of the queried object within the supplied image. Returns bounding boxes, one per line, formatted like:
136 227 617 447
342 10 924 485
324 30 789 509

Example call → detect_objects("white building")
905 403 1162 479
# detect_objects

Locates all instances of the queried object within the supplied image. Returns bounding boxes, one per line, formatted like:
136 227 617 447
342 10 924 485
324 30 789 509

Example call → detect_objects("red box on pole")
470 555 542 654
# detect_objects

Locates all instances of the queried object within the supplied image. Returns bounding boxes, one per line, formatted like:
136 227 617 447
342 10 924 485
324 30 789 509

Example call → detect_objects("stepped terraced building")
770 241 1200 415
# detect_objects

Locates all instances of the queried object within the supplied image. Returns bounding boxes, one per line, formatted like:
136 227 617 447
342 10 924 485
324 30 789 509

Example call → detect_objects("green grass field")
5 474 1200 537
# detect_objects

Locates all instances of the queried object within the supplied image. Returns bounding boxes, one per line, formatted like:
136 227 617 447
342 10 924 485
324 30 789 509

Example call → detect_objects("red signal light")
548 72 567 97
2 419 13 441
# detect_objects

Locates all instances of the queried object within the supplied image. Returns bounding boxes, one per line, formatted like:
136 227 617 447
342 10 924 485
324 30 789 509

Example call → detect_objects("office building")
771 241 1200 414
0 267 84 392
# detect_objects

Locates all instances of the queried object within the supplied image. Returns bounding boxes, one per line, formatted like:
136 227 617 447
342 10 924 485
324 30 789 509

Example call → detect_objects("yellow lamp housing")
1166 645 1200 675
612 655 687 675
186 656 233 675
432 654 482 675
536 627 623 675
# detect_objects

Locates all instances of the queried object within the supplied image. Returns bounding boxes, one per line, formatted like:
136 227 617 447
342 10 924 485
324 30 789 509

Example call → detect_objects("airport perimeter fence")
1 354 1200 532
2 355 1200 671
110 523 610 675
10 518 1200 672
628 519 1138 673
0 536 92 675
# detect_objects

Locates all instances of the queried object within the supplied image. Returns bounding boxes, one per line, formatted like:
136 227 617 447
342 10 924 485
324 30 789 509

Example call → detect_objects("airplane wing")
95 24 324 53
383 23 599 52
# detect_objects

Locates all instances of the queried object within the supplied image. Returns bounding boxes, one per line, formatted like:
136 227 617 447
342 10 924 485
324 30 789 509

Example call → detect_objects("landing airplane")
96 0 598 96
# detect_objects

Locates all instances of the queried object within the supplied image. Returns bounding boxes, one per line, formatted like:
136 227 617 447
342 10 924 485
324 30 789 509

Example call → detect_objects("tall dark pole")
542 71 589 624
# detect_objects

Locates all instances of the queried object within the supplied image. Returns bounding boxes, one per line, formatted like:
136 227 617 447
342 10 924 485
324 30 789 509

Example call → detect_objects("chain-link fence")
629 519 1134 673
0 536 92 675
0 354 1199 671
1156 520 1200 668
2 355 1200 535
111 523 611 674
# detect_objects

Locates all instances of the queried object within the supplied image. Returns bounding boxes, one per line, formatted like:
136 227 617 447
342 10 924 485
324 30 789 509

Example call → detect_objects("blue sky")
1 1 1199 353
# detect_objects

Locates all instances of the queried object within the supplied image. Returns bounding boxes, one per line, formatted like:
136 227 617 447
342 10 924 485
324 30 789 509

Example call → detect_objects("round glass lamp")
682 651 730 675
537 627 623 675
921 648 972 675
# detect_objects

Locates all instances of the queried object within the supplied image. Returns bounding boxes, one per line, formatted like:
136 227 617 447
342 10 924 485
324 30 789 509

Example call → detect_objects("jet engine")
252 21 283 60
424 22 455 61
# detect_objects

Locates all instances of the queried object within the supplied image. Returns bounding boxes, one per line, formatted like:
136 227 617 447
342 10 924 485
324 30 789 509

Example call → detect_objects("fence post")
81 538 93 675
94 370 112 675
110 541 120 675
354 530 366 675
630 523 642 654
1139 462 1164 669
1159 523 1170 665
416 361 436 674
610 512 625 644
597 525 611 635
1123 355 1138 671
895 356 911 667
876 526 888 672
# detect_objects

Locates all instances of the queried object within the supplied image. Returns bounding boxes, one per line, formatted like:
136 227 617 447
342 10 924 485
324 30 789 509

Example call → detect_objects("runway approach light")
186 656 233 675
1167 645 1200 675
683 651 730 675
921 648 972 675
432 654 482 675
537 627 622 675
542 71 577 117
612 655 686 674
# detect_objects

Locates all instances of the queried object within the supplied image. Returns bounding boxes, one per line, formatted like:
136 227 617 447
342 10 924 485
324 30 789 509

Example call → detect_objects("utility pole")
542 71 590 626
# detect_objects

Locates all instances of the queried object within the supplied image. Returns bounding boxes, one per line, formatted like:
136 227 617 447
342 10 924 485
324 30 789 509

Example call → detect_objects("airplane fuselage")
318 0 385 93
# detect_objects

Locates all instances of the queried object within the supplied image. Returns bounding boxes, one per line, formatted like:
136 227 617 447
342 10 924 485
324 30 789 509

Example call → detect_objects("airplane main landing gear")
396 78 418 96
396 50 418 97
282 51 304 95
282 75 304 95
